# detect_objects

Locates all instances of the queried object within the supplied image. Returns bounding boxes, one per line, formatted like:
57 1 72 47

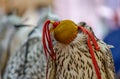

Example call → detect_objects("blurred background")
0 0 120 78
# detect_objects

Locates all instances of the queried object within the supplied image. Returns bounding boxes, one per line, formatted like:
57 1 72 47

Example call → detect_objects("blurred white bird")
0 13 23 76
3 8 60 79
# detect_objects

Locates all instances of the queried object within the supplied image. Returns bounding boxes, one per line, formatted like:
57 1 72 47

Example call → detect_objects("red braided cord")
42 20 49 58
86 31 100 50
87 38 101 79
42 20 56 60
42 20 56 79
78 26 101 79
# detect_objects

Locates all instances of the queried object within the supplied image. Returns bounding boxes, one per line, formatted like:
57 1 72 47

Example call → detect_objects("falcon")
42 20 115 79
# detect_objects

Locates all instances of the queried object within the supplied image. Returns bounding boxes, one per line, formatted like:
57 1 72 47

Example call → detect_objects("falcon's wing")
104 46 115 79
99 41 115 79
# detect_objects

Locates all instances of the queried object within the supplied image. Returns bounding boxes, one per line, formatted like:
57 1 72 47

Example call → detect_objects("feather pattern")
3 11 60 79
47 25 115 79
